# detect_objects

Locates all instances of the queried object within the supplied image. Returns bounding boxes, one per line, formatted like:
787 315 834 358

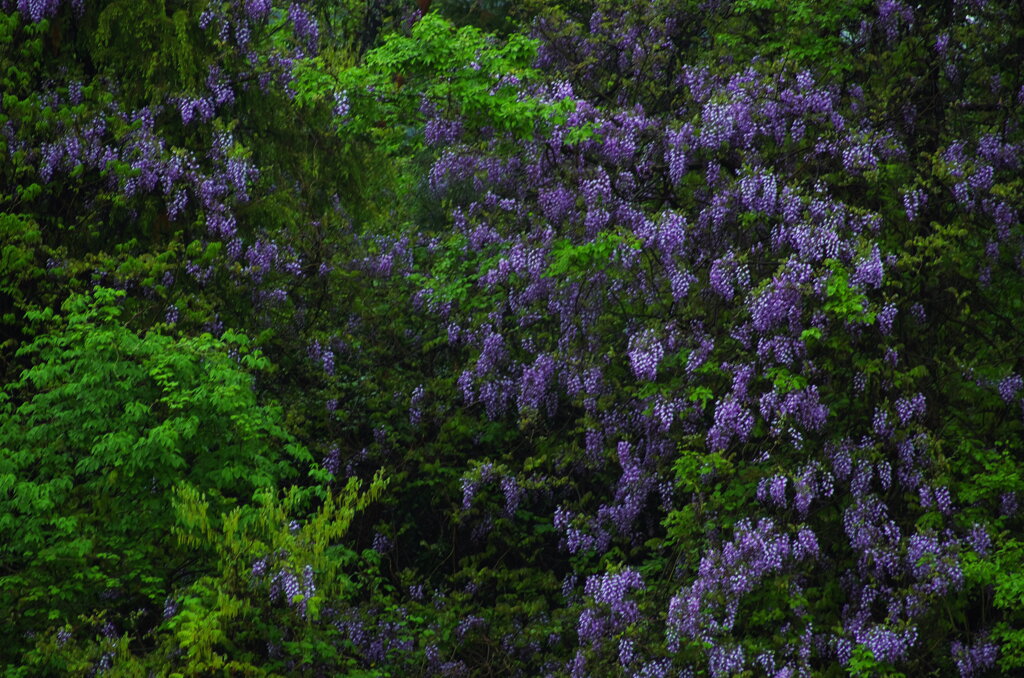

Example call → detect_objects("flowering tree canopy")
1 0 1023 676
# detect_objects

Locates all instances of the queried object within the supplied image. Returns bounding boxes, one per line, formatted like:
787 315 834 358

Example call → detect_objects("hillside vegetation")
1 1 1023 675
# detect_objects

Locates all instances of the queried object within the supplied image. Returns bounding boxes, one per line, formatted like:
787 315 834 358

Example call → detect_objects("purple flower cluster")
307 339 335 376
627 329 664 381
902 187 928 221
268 564 316 618
14 0 62 23
894 393 926 425
518 354 556 413
577 568 645 648
998 374 1022 403
707 397 754 451
288 3 318 51
333 609 415 667
667 518 817 665
951 638 998 678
